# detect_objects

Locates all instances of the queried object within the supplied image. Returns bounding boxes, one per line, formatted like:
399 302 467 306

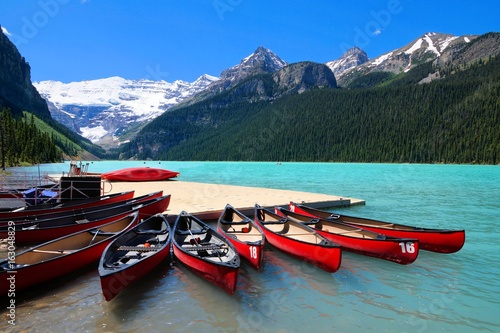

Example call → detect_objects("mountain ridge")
30 31 500 153
336 32 478 86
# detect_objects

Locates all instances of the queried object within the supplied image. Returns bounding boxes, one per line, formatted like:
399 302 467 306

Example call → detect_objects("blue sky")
1 0 499 83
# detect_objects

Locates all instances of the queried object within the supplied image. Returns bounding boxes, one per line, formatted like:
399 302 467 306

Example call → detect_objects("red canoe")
0 191 164 224
217 204 266 270
277 207 419 265
101 167 179 182
99 213 172 301
172 211 240 295
0 195 171 244
0 212 139 295
289 202 465 254
0 191 135 220
254 205 342 273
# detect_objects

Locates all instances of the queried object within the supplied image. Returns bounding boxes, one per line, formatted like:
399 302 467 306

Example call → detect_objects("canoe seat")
32 249 76 254
88 229 117 236
21 224 38 230
337 229 363 235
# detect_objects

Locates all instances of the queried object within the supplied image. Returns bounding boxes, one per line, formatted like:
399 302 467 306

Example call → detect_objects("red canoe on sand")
0 191 135 220
289 202 465 254
0 191 163 225
101 167 179 182
0 195 171 244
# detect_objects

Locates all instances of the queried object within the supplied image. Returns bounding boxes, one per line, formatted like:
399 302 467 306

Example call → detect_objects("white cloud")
1 26 12 36
372 28 382 36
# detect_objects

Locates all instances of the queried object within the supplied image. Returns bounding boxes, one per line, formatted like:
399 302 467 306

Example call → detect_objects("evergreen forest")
120 55 499 164
0 108 62 168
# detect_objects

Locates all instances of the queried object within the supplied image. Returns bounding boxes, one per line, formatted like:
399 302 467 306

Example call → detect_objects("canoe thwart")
182 244 229 252
116 245 160 252
32 249 76 254
219 219 252 225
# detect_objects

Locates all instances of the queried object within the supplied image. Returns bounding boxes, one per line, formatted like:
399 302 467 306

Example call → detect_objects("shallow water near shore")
1 161 499 332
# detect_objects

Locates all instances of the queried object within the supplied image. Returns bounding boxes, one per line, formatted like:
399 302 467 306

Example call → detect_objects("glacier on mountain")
34 74 218 144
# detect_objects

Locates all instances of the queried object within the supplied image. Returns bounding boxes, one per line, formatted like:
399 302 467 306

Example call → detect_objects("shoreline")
104 179 365 219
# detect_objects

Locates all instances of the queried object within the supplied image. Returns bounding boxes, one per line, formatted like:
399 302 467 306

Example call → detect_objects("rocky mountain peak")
326 46 369 78
336 32 478 86
220 46 287 82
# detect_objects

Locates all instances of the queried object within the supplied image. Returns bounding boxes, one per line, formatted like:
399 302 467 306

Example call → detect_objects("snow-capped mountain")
220 46 288 83
325 46 369 78
337 32 476 85
34 74 218 144
176 46 288 106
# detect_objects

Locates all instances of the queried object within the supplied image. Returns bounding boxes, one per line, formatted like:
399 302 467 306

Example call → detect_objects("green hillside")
0 109 106 167
120 55 499 164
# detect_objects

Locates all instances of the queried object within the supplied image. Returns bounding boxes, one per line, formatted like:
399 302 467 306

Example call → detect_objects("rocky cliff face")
434 32 500 68
0 26 50 118
273 61 337 94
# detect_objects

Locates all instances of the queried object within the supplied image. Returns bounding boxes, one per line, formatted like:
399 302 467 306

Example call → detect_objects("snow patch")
370 52 393 67
80 125 108 142
424 34 441 56
405 38 423 54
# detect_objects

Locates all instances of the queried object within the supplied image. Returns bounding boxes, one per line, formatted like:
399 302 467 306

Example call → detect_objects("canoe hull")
290 202 464 254
173 245 238 295
0 213 138 295
217 204 266 270
0 195 171 244
315 229 419 265
100 249 170 301
99 214 172 301
101 167 179 182
0 211 132 244
172 212 240 294
220 235 265 271
280 207 419 265
255 206 342 273
259 226 342 273
0 191 135 220
1 242 109 294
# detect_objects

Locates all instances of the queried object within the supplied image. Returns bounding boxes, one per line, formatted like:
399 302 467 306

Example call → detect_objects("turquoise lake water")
1 161 499 332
